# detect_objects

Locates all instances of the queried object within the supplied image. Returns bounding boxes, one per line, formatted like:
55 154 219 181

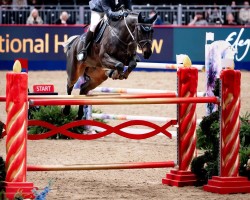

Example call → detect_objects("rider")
78 0 132 61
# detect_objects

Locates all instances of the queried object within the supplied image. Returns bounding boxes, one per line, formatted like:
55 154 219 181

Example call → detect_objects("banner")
0 25 249 70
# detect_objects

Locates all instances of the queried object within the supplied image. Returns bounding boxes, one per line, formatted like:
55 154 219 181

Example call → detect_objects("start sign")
33 84 55 93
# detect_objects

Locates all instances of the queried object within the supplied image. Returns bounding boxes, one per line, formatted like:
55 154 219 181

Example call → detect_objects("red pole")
29 97 219 106
4 72 34 199
0 96 6 101
29 92 178 99
27 161 176 171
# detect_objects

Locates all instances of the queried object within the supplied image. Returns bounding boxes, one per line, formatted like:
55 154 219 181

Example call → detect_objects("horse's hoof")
62 107 70 116
119 74 125 80
111 71 119 80
83 128 97 135
75 116 82 121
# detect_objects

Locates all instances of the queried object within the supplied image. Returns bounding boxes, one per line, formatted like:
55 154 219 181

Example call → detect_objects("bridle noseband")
134 23 153 50
108 15 153 50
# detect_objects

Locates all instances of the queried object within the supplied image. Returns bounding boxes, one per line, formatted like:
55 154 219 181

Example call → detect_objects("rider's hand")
122 11 128 17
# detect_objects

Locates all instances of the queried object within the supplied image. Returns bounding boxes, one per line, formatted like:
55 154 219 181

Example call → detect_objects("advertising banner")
173 27 250 70
0 25 249 70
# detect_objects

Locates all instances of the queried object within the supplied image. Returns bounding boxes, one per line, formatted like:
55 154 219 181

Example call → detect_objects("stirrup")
77 42 91 61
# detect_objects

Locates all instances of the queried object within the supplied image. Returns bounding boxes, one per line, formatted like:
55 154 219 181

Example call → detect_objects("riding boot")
77 30 94 61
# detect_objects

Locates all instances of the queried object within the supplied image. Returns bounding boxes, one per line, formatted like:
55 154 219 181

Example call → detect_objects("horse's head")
135 12 157 59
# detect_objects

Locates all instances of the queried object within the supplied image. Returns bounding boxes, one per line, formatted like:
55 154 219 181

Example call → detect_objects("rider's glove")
122 11 128 17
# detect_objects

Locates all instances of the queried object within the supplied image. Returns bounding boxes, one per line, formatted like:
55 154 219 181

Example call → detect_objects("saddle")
79 18 108 45
76 19 108 61
93 19 108 43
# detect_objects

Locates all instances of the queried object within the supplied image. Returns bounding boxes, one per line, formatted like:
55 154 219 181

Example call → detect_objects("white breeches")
89 11 105 32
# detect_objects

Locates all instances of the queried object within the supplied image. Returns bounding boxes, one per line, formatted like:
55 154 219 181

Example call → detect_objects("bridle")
107 15 153 50
134 23 153 50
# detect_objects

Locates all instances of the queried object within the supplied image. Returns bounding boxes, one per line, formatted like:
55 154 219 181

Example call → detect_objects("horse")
62 11 157 120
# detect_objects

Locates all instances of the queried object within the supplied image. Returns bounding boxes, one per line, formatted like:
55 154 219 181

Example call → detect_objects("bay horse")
62 11 157 120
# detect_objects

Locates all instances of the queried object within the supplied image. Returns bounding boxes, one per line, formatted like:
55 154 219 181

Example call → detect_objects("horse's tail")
62 35 79 53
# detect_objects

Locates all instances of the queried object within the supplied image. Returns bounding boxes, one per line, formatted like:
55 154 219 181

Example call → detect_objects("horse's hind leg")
101 53 124 80
75 76 91 120
62 82 74 116
75 67 109 120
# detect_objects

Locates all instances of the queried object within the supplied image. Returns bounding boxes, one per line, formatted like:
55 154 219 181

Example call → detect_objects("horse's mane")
63 35 79 53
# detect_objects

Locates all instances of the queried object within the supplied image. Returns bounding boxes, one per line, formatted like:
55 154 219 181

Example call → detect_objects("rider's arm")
102 0 124 20
122 0 132 10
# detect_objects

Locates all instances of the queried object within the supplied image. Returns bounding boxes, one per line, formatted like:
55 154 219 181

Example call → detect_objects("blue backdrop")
0 25 249 70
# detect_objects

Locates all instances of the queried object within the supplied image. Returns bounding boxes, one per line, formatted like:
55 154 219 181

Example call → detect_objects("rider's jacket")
89 0 132 18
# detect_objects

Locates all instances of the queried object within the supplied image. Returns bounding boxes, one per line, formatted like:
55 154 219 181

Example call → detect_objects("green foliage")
197 111 219 150
0 122 6 197
28 106 105 139
213 78 220 97
192 111 250 185
239 147 250 178
239 112 250 147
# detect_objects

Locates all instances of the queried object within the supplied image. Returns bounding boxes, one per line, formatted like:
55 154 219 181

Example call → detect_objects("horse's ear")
148 13 157 24
138 12 145 23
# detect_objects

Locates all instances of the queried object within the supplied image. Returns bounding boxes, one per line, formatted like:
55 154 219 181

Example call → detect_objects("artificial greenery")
28 106 105 139
239 112 250 148
0 121 6 198
191 111 250 185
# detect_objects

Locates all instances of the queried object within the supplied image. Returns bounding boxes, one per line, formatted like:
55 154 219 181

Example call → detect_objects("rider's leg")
81 30 94 60
78 11 103 61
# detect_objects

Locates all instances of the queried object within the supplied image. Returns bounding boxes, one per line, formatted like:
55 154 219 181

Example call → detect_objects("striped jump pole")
0 96 6 102
27 161 176 171
92 113 175 122
136 62 204 71
92 87 206 97
29 96 219 106
28 92 178 99
91 113 202 125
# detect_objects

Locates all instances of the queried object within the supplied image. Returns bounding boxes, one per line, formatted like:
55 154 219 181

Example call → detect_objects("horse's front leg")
123 55 138 79
101 53 124 80
75 76 91 120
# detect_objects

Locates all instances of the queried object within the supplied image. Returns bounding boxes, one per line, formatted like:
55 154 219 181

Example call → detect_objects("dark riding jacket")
89 0 132 19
